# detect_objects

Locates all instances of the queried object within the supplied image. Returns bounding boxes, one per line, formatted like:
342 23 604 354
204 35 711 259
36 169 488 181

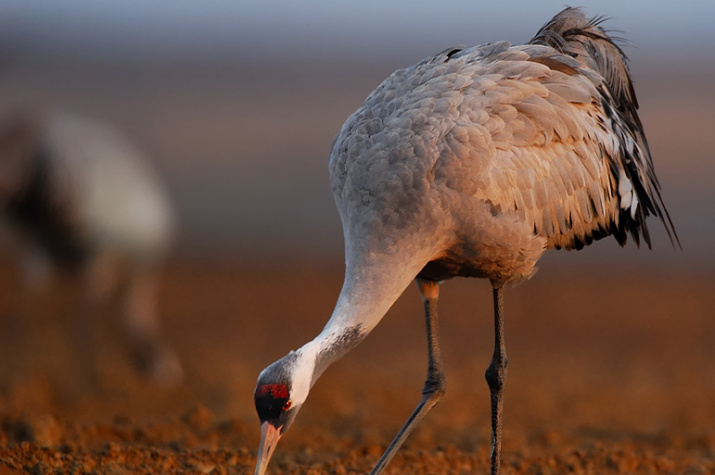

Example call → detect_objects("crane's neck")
289 247 434 405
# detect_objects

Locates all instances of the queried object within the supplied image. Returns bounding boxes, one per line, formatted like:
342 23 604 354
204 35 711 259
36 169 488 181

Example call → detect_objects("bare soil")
0 260 714 474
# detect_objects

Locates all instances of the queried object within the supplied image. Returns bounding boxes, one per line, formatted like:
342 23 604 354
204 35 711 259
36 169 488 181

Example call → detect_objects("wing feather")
330 7 677 255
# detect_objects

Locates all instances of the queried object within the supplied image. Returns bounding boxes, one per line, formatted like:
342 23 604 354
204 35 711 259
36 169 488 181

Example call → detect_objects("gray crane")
0 110 182 385
253 7 678 474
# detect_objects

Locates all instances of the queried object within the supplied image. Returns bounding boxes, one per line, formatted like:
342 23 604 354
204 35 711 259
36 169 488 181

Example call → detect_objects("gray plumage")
254 7 677 475
331 7 676 268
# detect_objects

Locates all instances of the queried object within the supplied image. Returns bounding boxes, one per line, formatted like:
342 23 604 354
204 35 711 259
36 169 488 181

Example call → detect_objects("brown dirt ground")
0 259 714 474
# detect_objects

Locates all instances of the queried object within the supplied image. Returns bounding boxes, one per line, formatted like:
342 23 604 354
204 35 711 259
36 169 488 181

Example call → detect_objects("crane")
0 110 182 386
253 7 678 474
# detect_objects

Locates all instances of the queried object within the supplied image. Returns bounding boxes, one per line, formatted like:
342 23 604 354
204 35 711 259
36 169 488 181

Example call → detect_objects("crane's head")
254 350 313 475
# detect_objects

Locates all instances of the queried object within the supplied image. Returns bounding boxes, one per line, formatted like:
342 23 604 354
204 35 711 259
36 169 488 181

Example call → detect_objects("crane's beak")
255 421 282 475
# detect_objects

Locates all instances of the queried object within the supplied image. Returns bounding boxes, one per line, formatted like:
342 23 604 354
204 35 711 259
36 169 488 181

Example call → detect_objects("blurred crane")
253 7 678 475
0 110 182 385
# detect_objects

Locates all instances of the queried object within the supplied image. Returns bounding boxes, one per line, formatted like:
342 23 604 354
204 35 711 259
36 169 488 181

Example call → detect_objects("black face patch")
255 384 290 422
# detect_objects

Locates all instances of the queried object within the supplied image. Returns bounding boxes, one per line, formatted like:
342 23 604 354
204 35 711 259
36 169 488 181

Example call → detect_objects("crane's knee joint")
422 372 446 400
485 358 508 392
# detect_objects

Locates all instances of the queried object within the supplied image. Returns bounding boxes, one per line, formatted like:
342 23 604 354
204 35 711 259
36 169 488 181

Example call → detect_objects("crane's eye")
282 401 292 411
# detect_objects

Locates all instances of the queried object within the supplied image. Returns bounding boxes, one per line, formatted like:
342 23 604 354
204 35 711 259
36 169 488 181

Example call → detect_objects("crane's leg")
119 269 182 384
485 285 508 475
370 278 446 475
0 248 51 383
74 253 119 388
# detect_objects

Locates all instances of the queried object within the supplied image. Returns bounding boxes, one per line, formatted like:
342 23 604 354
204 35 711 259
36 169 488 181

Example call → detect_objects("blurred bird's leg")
74 253 119 388
119 268 182 385
370 278 446 475
485 285 508 475
8 246 53 322
0 248 52 381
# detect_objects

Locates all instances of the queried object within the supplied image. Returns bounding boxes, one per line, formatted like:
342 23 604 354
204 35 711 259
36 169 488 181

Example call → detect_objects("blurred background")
0 0 711 267
0 1 714 472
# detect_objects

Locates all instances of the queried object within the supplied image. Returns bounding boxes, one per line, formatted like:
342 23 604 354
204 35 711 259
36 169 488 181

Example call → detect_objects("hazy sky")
3 0 713 61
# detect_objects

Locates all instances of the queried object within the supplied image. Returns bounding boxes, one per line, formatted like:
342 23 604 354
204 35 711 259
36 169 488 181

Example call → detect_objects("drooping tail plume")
531 7 679 248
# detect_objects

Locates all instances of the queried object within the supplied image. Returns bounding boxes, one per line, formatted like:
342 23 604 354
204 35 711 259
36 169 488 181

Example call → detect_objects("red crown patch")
256 383 289 399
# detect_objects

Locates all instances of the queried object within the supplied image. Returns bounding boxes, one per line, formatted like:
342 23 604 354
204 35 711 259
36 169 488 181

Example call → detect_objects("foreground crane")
253 7 677 474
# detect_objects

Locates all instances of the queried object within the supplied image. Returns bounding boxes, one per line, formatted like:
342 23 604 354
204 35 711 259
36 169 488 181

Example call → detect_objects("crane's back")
329 7 676 285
